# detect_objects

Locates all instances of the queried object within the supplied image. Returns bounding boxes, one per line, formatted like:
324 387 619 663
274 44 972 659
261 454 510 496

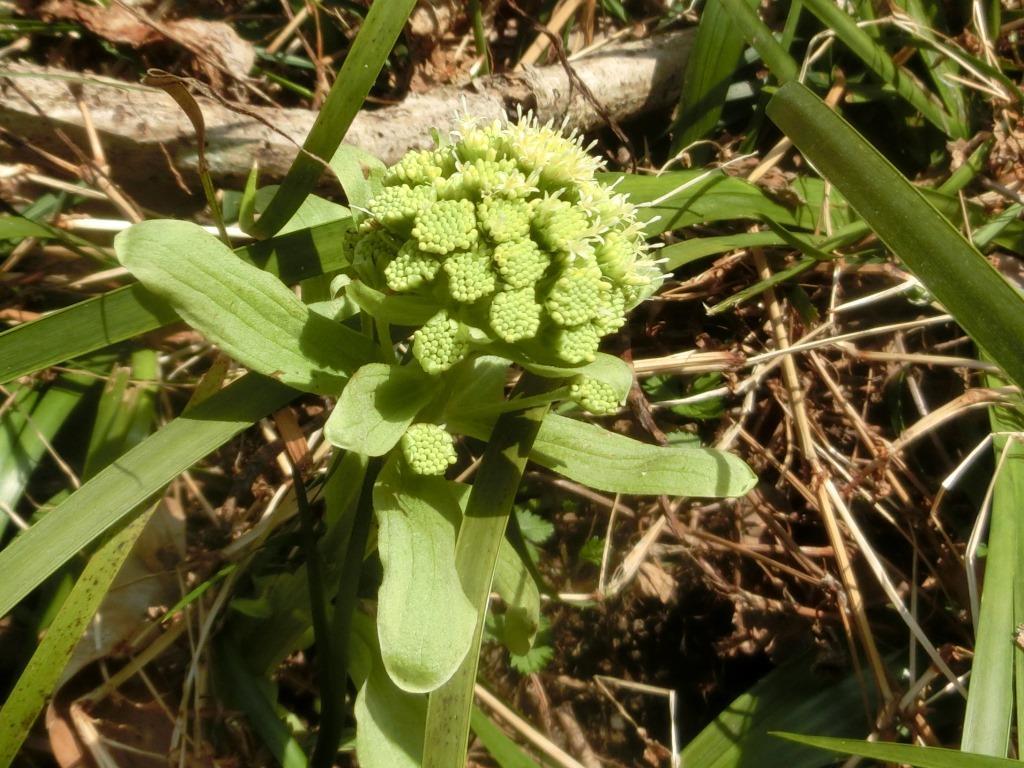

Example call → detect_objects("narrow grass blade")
470 707 541 768
670 0 755 153
680 660 875 768
0 219 351 384
773 734 1021 768
798 0 963 137
316 458 377 767
660 232 789 270
82 351 157 481
766 82 1024 389
422 376 556 768
0 374 296 618
0 373 91 537
251 0 417 238
609 171 855 234
717 0 799 83
215 636 309 768
964 375 1024 756
0 505 155 767
894 0 968 128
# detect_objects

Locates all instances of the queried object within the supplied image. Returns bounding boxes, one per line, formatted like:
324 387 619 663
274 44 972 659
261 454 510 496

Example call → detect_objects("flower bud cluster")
348 113 663 373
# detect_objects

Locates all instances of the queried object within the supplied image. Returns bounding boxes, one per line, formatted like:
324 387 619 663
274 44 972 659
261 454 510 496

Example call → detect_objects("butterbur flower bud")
400 423 458 475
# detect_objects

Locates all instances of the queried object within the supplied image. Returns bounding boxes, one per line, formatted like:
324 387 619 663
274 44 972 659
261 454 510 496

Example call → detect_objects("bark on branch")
0 31 692 205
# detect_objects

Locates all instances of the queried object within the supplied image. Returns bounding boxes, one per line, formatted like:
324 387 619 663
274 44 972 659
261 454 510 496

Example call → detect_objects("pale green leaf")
490 539 540 656
115 220 376 394
325 364 441 456
373 459 476 693
532 415 756 496
355 659 426 768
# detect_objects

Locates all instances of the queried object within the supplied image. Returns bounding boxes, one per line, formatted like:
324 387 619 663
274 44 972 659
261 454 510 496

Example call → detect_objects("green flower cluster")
349 113 663 373
400 423 458 476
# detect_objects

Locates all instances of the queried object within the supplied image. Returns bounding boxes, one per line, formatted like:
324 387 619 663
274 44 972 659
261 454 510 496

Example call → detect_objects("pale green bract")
345 113 664 372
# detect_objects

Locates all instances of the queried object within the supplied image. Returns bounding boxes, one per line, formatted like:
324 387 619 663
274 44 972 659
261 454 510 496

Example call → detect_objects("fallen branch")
0 31 692 205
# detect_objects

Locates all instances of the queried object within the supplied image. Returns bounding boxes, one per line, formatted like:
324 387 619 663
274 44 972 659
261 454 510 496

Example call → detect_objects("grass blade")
251 0 417 238
717 0 799 83
0 374 296 618
0 505 156 767
766 81 1024 389
963 377 1024 756
798 0 964 137
470 707 541 768
773 734 1021 768
670 0 755 153
680 660 876 768
0 373 92 537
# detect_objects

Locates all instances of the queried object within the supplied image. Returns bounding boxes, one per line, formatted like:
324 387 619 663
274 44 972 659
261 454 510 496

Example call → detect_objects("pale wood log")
0 31 692 206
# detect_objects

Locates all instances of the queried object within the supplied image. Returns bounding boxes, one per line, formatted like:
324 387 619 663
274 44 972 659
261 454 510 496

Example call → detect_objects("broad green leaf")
373 459 476 693
670 0 757 153
0 506 156 767
252 0 418 237
490 539 541 656
470 707 542 768
423 376 556 768
325 363 441 456
115 220 376 394
766 82 1024 389
0 218 352 384
532 416 755 497
451 412 757 498
773 734 1021 768
681 660 876 768
0 374 295 619
355 657 426 768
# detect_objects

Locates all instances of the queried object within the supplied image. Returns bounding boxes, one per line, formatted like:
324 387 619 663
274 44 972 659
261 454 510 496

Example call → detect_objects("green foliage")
774 734 1022 768
508 616 554 675
766 82 1024 391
